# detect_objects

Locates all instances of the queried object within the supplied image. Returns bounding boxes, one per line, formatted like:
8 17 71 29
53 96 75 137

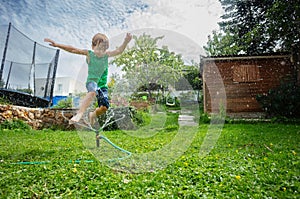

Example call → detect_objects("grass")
0 122 299 198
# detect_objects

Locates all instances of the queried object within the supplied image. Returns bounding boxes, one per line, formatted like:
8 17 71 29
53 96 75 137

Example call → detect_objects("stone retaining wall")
0 105 76 130
0 105 137 130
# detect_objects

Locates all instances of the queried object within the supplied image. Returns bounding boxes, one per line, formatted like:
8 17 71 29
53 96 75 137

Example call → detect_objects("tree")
204 0 300 55
182 65 202 91
112 33 186 98
107 73 120 95
203 30 243 56
178 64 203 104
265 1 300 51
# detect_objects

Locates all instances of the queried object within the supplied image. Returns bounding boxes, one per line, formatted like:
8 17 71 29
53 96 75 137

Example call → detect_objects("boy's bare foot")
96 106 107 116
89 107 108 125
69 113 83 124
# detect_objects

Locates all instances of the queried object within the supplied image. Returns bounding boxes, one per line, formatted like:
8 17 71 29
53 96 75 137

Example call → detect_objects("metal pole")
44 63 52 98
49 49 59 106
0 22 11 86
30 42 36 95
5 62 13 89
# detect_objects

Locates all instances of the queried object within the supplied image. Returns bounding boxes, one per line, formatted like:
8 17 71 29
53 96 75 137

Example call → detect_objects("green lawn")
0 123 299 198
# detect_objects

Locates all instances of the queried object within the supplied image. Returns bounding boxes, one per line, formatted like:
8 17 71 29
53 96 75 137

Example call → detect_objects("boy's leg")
70 92 96 123
70 82 97 124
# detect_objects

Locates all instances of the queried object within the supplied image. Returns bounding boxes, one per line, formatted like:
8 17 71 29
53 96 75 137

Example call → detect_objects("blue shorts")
86 81 98 92
86 82 110 109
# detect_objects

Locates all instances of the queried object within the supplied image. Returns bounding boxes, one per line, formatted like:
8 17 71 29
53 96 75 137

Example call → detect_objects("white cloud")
104 0 223 66
62 0 222 80
0 0 223 82
124 0 223 46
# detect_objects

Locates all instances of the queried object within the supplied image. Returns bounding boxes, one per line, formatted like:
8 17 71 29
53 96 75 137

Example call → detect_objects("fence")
0 23 59 107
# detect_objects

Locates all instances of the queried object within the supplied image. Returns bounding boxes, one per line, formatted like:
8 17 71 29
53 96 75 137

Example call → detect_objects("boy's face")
93 35 109 50
99 40 109 50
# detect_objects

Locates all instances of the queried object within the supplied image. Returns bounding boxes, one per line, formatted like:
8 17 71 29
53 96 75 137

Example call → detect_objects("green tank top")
86 50 108 89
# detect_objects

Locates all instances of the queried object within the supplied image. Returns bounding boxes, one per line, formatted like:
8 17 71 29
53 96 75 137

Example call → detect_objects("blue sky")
0 0 223 82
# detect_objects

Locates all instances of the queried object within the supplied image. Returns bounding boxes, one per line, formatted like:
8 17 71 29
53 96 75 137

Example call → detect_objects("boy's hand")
124 33 132 43
44 38 56 47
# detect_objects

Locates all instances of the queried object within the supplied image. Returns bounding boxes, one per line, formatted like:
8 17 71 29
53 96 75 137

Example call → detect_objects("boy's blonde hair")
92 33 109 49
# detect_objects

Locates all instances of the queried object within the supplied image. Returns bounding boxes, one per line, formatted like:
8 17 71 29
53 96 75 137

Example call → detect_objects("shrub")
100 107 149 131
200 112 210 123
132 110 151 126
256 82 300 118
0 96 11 105
0 119 31 130
164 124 178 132
53 97 73 108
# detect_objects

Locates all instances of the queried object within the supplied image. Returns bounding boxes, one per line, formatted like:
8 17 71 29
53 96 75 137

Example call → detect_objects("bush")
200 112 210 123
53 97 73 108
132 110 151 126
100 107 149 131
0 119 31 130
256 82 300 118
0 97 11 105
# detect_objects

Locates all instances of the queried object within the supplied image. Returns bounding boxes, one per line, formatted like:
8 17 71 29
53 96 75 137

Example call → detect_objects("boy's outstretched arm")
107 33 132 57
44 38 87 55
